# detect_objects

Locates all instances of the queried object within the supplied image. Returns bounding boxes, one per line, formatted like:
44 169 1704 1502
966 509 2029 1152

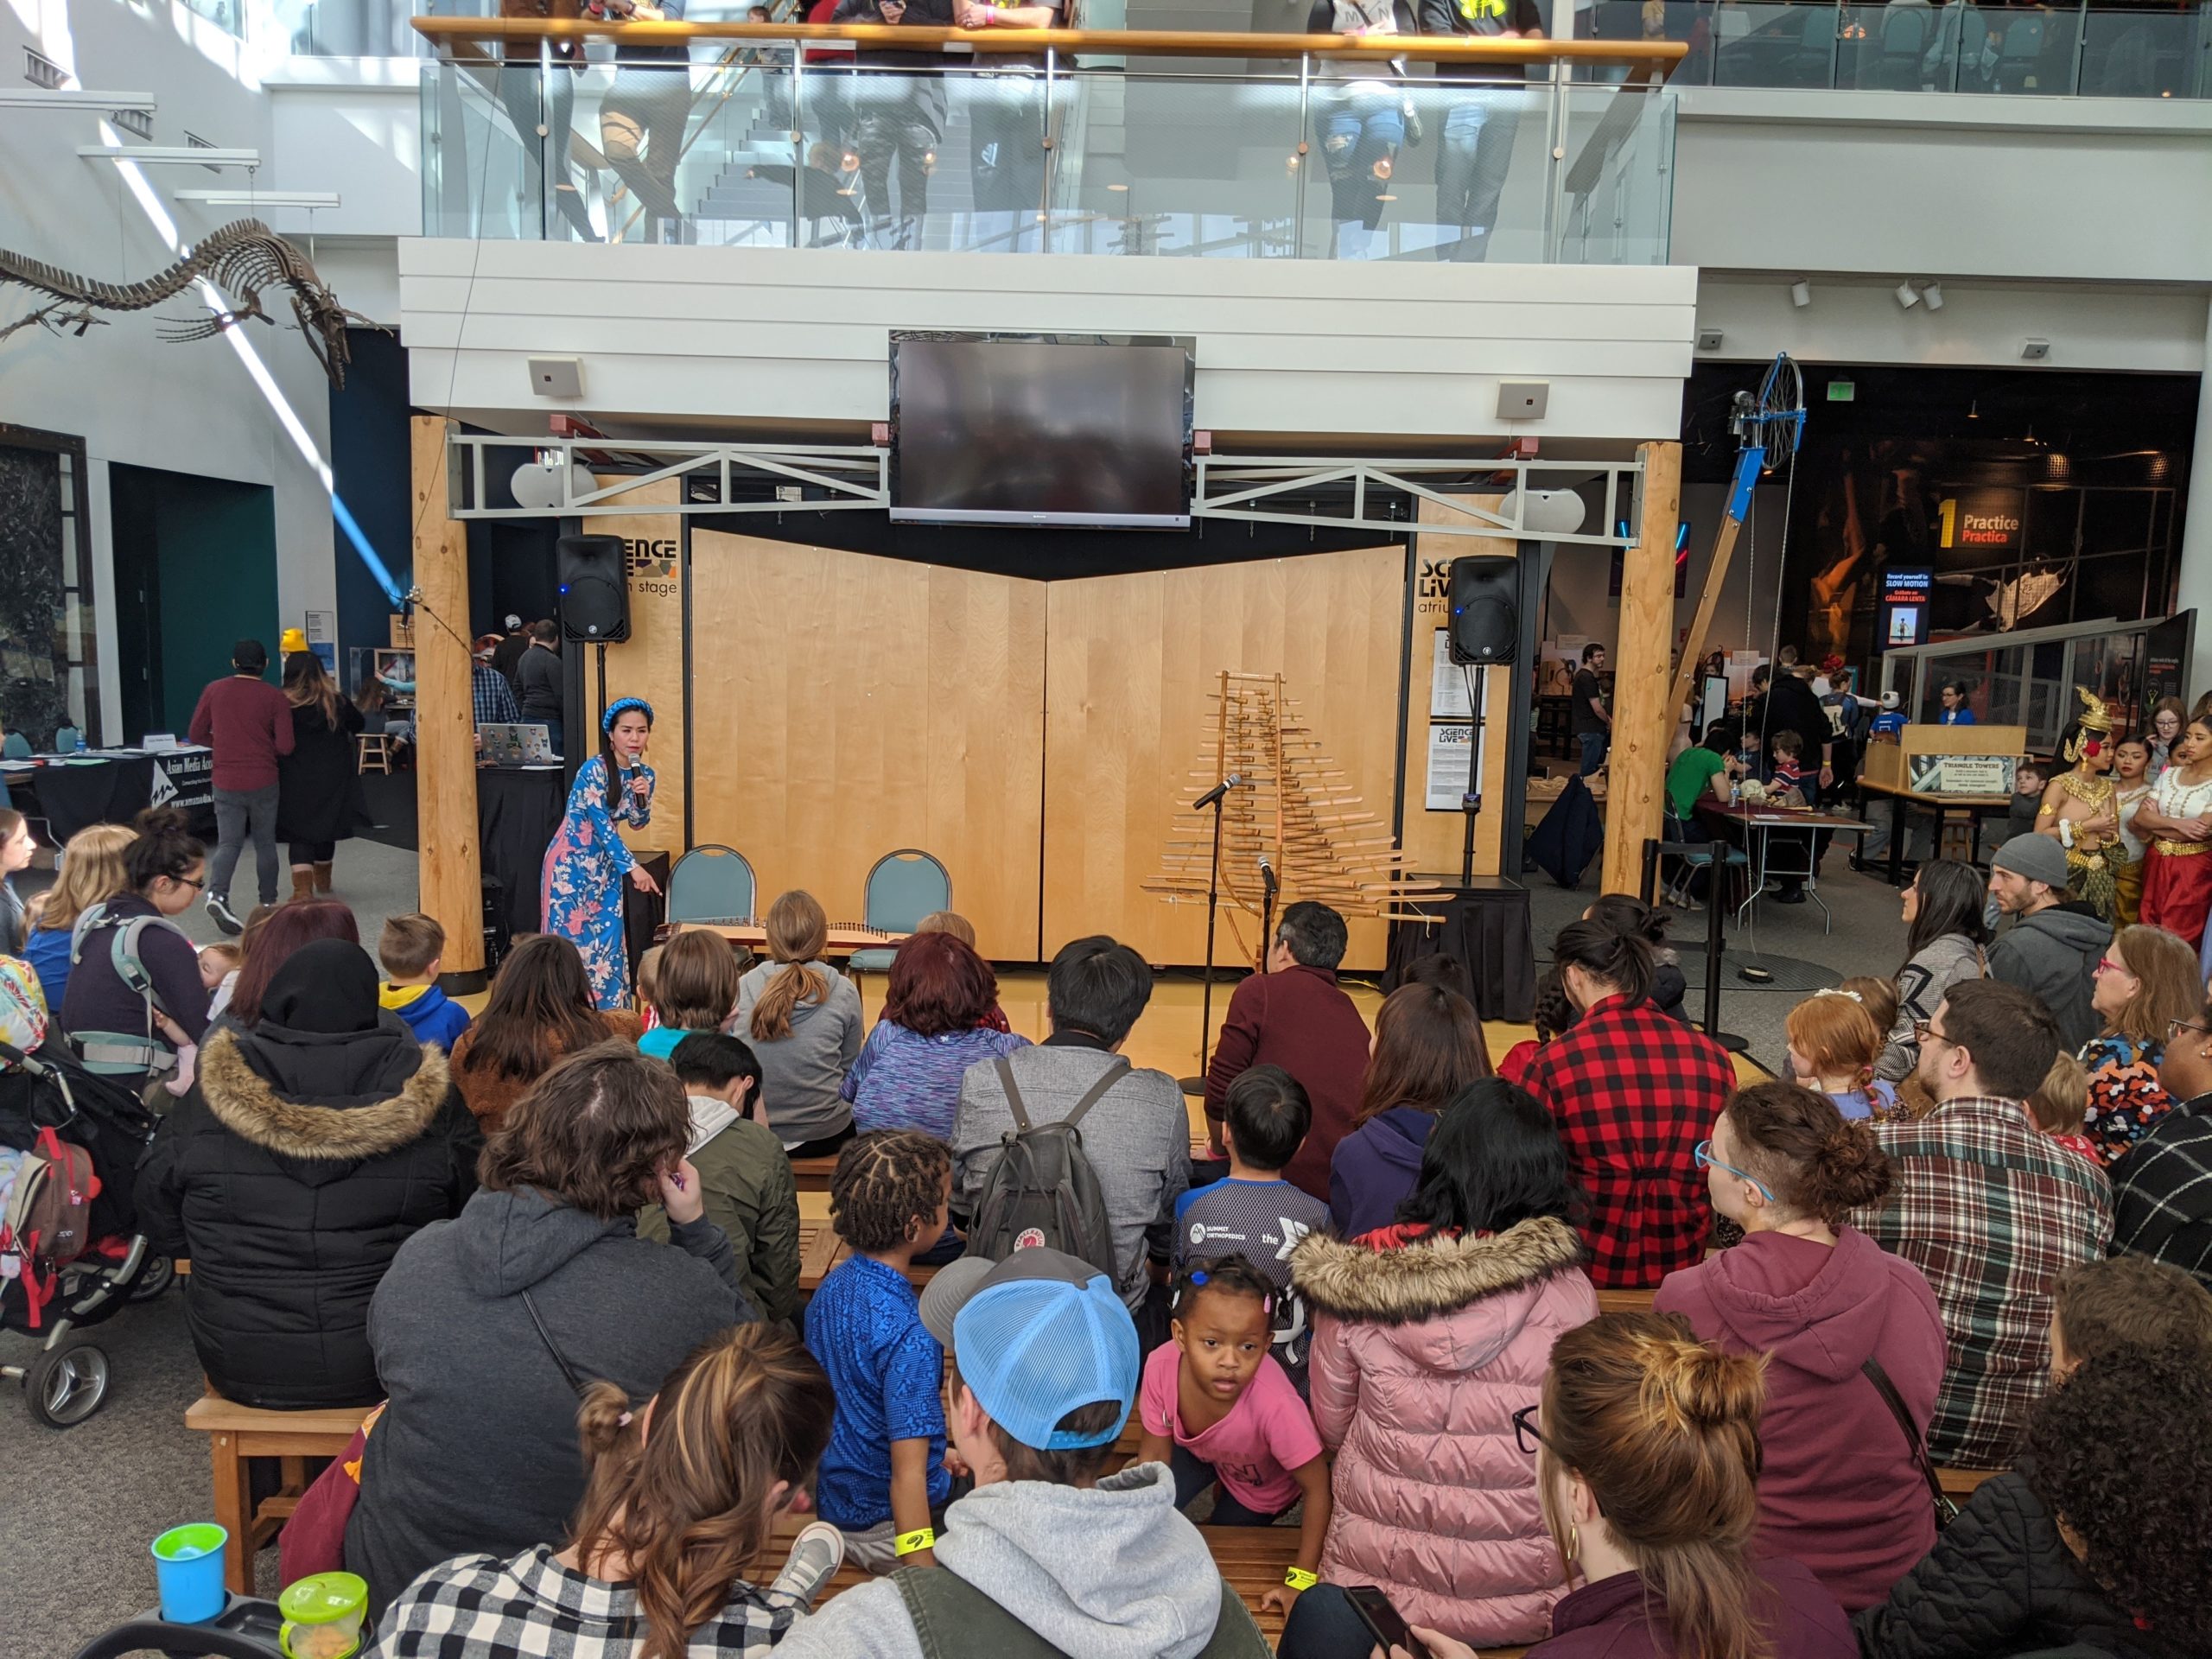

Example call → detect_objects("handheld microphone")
1193 772 1243 810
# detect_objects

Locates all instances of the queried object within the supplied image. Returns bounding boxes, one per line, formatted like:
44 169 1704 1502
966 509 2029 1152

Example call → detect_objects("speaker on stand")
557 533 628 772
1447 556 1519 887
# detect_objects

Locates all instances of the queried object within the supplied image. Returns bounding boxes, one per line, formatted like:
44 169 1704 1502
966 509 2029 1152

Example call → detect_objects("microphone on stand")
1193 772 1244 810
1256 851 1279 894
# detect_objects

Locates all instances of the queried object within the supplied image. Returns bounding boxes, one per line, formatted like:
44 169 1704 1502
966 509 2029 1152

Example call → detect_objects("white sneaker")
771 1521 845 1606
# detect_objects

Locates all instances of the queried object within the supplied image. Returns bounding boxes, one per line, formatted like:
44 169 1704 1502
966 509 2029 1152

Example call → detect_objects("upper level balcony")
412 20 1685 264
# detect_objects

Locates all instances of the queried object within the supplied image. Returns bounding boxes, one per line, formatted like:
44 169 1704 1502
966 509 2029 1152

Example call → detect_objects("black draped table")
4 748 216 842
1383 875 1537 1024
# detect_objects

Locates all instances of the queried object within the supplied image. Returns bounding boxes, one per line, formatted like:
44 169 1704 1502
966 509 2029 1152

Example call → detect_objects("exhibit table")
3 748 216 841
1694 800 1874 932
1852 776 2012 886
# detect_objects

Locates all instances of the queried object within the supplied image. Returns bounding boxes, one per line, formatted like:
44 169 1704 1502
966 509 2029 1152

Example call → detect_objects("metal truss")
446 434 887 519
446 434 1643 548
1192 455 1643 547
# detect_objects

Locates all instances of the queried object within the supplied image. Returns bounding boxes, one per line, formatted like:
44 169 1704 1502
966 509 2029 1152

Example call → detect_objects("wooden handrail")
410 17 1688 66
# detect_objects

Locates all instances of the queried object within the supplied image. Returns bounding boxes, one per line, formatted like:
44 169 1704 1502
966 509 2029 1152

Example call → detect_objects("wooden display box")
1861 722 2027 796
389 613 414 648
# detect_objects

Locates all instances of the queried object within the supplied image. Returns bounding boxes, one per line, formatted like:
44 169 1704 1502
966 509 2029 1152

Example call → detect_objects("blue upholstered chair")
665 844 757 925
848 849 950 976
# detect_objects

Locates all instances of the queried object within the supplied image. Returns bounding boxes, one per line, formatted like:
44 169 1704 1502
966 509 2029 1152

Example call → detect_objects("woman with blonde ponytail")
734 890 863 1157
1382 1313 1853 1659
370 1324 842 1659
1656 1083 1947 1609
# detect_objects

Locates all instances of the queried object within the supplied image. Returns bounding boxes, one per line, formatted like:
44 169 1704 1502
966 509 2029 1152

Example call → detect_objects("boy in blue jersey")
1175 1065 1332 1390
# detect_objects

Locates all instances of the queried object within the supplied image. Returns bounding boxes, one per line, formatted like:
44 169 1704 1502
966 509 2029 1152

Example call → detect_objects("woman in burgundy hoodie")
1653 1080 1947 1610
1391 1311 1856 1659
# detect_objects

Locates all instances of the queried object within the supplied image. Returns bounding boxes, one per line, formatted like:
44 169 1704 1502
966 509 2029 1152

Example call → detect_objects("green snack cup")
278 1571 369 1659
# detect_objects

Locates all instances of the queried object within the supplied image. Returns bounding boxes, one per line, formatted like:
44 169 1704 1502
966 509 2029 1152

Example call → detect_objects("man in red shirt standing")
187 639 296 935
1204 900 1373 1201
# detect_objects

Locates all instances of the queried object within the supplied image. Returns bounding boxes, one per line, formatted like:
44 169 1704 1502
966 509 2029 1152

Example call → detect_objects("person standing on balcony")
598 0 693 244
1421 0 1542 263
953 0 1065 252
833 0 953 250
1306 0 1417 260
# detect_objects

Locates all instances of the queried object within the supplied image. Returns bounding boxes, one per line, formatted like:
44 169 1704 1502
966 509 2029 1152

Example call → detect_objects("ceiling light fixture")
1790 280 1811 308
0 89 158 111
1923 281 1943 311
172 189 339 208
79 144 260 167
1895 281 1921 309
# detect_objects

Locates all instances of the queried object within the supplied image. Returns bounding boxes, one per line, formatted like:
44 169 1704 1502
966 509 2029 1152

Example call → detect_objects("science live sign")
1937 488 2025 552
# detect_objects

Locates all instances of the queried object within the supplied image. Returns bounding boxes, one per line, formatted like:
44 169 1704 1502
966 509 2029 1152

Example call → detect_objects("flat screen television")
889 333 1194 529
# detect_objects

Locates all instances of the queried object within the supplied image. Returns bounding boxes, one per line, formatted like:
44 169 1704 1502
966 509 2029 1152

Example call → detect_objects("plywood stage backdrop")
595 523 1513 972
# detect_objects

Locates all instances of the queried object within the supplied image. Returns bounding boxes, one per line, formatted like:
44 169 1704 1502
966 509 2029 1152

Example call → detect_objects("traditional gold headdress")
2063 685 2114 764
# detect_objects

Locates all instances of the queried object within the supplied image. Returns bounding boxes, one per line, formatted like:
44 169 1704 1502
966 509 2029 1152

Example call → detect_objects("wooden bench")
183 1391 370 1595
797 1226 943 1296
790 1154 836 1194
1593 1287 1657 1315
1936 1465 2001 1501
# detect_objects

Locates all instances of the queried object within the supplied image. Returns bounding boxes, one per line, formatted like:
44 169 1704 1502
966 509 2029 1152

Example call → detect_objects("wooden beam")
410 416 486 981
1667 511 1745 719
1601 442 1683 896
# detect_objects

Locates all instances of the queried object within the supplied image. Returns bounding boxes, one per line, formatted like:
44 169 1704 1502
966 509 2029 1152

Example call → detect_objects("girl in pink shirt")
1132 1255 1332 1618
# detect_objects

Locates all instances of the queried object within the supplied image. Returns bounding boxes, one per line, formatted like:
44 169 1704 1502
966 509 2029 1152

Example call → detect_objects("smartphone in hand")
1346 1586 1434 1659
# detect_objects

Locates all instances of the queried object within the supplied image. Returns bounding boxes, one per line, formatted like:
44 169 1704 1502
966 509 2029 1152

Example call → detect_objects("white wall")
1540 479 1786 658
0 0 343 740
398 240 1700 441
1671 90 2212 287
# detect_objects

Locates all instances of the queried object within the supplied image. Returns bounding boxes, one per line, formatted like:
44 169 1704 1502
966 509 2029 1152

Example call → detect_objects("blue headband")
602 697 654 734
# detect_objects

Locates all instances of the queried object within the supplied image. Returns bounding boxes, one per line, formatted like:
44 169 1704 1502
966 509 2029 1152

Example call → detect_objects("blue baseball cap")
918 1249 1138 1452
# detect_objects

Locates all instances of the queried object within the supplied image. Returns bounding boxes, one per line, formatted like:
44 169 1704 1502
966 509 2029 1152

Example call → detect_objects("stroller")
0 1038 172 1427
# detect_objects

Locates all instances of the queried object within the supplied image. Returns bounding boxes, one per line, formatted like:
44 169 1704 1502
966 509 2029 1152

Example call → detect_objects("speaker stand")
1460 663 1489 887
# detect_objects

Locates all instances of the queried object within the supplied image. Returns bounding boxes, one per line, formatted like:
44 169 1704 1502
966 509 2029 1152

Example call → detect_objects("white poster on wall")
1427 721 1485 811
1431 629 1476 719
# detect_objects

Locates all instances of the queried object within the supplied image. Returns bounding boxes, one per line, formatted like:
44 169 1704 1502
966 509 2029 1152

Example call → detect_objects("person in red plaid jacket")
1853 978 2113 1470
1522 918 1734 1287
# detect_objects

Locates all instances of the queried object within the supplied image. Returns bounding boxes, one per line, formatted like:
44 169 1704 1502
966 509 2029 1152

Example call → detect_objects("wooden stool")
183 1391 371 1594
357 733 395 774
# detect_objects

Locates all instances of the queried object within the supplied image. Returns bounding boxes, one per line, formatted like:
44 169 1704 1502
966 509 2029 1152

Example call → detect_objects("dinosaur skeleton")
0 219 366 388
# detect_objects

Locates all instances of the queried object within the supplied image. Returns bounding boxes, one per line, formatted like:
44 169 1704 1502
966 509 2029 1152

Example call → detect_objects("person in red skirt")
2134 712 2212 950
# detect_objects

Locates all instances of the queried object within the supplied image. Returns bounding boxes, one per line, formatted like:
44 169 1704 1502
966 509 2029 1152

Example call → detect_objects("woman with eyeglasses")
1875 858 1989 1085
1653 1083 1945 1611
58 805 213 1087
1277 1079 1592 1657
2078 924 2199 1165
1381 1312 1855 1659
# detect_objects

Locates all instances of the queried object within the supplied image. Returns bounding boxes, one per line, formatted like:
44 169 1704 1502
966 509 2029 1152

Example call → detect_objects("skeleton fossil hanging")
0 219 367 389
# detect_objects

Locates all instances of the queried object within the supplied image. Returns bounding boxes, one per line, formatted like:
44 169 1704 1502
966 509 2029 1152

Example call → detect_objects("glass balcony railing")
418 33 1678 263
1578 0 2212 98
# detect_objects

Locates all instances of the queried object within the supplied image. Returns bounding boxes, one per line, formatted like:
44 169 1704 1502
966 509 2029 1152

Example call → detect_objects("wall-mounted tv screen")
889 334 1194 529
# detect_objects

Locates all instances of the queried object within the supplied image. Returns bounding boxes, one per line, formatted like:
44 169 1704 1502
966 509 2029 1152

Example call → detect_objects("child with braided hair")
1133 1254 1332 1617
803 1129 959 1575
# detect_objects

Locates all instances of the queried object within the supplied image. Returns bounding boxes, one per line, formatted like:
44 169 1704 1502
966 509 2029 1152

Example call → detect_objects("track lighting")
1896 281 1921 309
1789 280 1812 308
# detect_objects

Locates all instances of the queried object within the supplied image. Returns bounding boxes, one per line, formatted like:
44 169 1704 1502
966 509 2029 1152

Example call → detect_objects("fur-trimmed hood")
1292 1215 1585 1325
199 1020 452 1161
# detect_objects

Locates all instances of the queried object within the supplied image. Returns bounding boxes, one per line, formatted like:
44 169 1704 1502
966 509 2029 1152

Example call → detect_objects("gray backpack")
963 1057 1122 1281
66 902 183 1077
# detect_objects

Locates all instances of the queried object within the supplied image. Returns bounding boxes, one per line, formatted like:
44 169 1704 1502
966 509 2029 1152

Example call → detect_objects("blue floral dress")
541 754 653 1009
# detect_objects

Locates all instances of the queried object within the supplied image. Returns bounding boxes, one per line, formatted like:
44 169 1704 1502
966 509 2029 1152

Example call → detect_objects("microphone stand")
1258 858 1280 975
1190 774 1237 1093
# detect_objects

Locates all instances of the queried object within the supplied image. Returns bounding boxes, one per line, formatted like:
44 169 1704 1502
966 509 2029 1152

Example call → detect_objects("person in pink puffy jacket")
1278 1079 1597 1656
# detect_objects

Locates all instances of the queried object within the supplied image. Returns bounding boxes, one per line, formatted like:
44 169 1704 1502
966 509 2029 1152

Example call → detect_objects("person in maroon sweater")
187 639 296 935
1655 1080 1946 1611
1204 900 1373 1200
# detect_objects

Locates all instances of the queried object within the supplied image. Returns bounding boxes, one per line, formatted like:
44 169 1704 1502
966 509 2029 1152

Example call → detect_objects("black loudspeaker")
557 534 630 642
1447 555 1518 665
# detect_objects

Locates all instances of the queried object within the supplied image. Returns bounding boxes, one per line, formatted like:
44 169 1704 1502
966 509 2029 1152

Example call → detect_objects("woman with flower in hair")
543 696 661 1008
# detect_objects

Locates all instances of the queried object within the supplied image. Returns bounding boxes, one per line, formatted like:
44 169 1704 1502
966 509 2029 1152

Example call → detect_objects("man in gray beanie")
1986 833 2107 1050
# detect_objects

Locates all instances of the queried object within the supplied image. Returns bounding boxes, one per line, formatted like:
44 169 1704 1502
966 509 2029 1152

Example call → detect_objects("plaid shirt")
2111 1090 2212 1290
1856 1095 2113 1470
369 1545 804 1658
473 663 522 726
1522 993 1734 1288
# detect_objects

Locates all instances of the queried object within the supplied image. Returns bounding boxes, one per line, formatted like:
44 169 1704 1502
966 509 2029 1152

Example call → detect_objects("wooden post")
410 416 486 982
1600 441 1683 895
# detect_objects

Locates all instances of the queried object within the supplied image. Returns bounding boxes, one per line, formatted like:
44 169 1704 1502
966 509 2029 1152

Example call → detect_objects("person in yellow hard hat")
280 627 309 657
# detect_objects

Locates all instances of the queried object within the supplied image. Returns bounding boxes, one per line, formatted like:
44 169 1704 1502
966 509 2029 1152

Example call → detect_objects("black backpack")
963 1057 1122 1281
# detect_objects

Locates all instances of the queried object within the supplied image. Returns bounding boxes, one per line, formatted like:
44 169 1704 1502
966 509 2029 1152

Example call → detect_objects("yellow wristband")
1283 1567 1319 1592
894 1528 937 1558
